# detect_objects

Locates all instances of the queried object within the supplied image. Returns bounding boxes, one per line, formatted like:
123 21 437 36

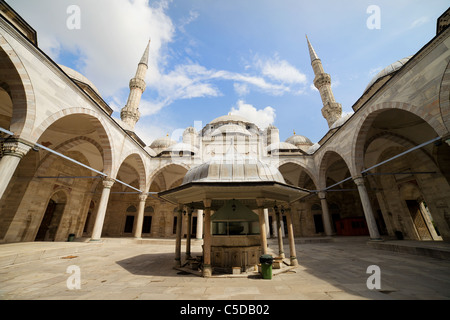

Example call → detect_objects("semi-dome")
365 56 412 92
182 147 286 185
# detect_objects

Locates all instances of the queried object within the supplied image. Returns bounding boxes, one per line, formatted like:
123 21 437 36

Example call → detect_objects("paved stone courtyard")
1 237 450 301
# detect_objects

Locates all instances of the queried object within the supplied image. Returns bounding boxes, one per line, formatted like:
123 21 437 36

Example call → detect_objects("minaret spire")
306 35 342 128
120 40 151 131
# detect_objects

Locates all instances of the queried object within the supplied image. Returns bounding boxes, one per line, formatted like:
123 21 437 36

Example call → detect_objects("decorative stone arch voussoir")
316 146 353 190
439 59 450 133
31 108 114 176
116 151 148 191
277 158 319 189
352 101 448 174
0 34 36 138
148 162 191 188
35 136 105 178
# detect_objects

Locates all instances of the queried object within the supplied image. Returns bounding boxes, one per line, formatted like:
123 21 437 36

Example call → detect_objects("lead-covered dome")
286 134 313 147
182 146 285 185
150 136 177 154
365 56 412 92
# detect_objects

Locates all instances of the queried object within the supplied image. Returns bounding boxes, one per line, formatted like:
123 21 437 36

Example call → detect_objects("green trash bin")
260 254 273 280
67 234 75 242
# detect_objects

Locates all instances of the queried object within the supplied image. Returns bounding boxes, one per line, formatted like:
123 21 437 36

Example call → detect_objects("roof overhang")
158 181 310 210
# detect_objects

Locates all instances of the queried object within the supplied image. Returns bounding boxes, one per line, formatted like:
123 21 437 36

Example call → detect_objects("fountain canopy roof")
159 145 310 210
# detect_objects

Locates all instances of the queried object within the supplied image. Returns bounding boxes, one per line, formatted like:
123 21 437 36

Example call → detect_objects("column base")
174 258 181 268
290 257 298 266
369 238 384 242
202 264 212 277
89 238 102 242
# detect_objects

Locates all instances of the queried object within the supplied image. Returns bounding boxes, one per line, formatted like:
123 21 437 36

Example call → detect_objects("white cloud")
229 100 276 129
410 16 430 29
255 54 307 85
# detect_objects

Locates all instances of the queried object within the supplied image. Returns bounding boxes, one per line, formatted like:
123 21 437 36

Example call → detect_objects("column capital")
256 198 265 208
139 193 148 202
353 176 365 187
2 138 32 159
203 198 212 208
318 191 327 200
102 177 115 189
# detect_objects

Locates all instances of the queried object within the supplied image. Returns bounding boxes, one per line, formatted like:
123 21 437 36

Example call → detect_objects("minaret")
306 36 342 128
121 40 151 130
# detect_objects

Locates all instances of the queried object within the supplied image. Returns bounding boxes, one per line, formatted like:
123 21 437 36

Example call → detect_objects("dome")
306 143 320 155
210 114 251 125
330 113 353 129
365 56 412 92
150 136 177 152
182 147 286 185
266 142 298 153
59 65 101 97
165 142 198 154
286 134 313 147
211 124 252 137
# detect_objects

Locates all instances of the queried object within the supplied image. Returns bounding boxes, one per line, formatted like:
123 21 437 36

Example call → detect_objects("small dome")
365 56 412 92
150 136 177 152
306 143 320 155
182 147 285 185
59 65 101 97
286 134 313 147
266 142 298 153
330 113 353 129
165 142 198 154
211 124 252 137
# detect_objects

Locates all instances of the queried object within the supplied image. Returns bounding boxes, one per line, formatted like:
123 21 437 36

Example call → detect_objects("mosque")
0 2 449 276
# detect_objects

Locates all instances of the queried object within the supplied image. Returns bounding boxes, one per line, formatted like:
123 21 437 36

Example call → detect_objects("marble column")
274 205 285 258
0 139 31 201
186 208 193 258
256 199 268 255
202 199 212 277
318 191 334 236
175 204 183 268
90 178 115 241
354 176 382 240
196 209 203 240
264 208 270 238
133 193 147 239
285 208 298 266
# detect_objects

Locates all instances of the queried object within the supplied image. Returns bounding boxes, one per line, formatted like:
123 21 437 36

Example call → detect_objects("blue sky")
7 0 450 144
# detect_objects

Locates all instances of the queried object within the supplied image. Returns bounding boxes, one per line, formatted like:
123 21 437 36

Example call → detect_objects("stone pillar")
285 208 298 266
202 199 212 277
0 139 31 201
186 208 193 258
318 191 334 236
264 208 270 238
354 176 382 240
90 178 115 241
274 205 285 258
257 199 268 255
175 204 183 268
133 193 147 239
196 209 204 240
